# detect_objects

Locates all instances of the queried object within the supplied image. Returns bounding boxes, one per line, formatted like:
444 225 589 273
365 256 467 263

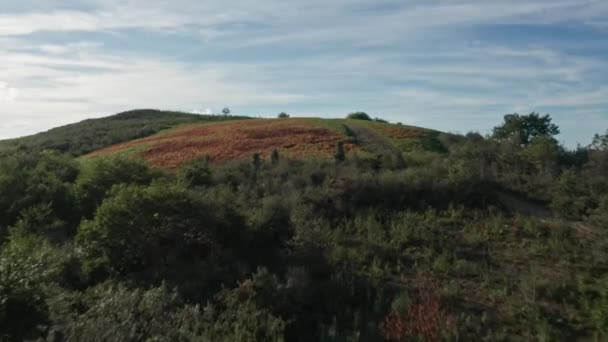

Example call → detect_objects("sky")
0 0 607 147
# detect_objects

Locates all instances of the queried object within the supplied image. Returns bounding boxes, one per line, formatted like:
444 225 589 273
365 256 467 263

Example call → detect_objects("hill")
0 109 250 156
0 110 607 340
85 117 444 169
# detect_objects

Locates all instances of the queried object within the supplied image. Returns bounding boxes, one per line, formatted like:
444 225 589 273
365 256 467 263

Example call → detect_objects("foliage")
0 150 78 235
76 183 244 284
74 156 158 218
278 112 290 118
492 112 560 146
178 157 212 188
0 112 606 340
0 234 64 341
347 112 372 121
0 109 249 156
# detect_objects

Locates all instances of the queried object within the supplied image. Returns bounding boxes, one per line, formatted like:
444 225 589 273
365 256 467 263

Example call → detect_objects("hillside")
0 109 250 156
85 117 443 169
0 111 607 341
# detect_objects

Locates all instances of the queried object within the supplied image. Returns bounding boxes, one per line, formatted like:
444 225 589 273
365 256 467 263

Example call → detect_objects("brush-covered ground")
0 110 607 341
85 117 442 169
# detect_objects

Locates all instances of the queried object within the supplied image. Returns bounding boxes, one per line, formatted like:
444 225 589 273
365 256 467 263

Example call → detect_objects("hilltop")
1 109 446 169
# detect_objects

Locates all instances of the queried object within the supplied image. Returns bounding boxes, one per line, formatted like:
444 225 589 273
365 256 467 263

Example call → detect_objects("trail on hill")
344 123 402 156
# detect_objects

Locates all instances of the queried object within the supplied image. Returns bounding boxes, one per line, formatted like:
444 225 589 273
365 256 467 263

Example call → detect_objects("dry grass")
87 118 356 169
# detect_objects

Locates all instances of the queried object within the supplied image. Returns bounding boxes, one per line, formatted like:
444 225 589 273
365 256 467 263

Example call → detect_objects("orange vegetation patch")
88 119 355 169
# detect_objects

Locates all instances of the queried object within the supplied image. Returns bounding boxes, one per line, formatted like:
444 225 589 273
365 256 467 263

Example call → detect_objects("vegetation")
85 118 360 169
0 109 249 157
0 111 606 341
347 112 373 121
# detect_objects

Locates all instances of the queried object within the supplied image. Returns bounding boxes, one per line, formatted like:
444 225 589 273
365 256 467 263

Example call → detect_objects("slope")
0 109 250 156
85 117 443 169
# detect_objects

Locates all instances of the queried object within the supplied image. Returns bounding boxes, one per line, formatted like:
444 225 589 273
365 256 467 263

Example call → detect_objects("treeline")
0 109 249 156
0 113 607 341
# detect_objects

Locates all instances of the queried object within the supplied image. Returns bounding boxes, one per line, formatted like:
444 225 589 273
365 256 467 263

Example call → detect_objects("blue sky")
0 0 607 147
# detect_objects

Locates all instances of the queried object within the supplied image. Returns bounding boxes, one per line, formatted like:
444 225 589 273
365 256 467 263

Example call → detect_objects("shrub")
74 156 157 217
0 150 78 230
178 157 212 188
346 112 372 121
278 112 290 118
76 183 243 283
0 234 64 340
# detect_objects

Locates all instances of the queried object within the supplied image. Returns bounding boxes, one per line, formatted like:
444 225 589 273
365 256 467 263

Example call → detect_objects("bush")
75 156 157 217
278 112 290 118
178 157 212 188
56 283 184 341
0 234 64 340
76 183 244 283
0 150 78 231
346 112 372 121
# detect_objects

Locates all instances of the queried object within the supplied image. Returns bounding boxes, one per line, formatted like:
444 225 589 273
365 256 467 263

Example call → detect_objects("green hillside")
0 111 607 341
0 109 250 156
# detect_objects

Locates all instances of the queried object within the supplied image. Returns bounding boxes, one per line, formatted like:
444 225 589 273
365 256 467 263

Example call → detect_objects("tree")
277 112 290 118
588 130 608 174
591 130 608 151
523 135 560 177
346 112 372 121
492 112 560 146
222 107 231 116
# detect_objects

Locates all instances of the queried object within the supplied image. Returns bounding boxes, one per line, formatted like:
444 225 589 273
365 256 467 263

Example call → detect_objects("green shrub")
0 234 64 340
75 156 157 217
346 112 372 121
76 183 244 283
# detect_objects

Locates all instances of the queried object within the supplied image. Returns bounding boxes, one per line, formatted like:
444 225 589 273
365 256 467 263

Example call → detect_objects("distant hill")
0 109 447 168
85 117 445 169
0 109 250 156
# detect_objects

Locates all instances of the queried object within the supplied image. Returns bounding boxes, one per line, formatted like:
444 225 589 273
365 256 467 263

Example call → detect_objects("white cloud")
0 82 19 102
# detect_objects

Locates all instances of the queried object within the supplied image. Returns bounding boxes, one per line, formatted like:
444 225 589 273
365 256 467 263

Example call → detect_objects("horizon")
1 1 607 147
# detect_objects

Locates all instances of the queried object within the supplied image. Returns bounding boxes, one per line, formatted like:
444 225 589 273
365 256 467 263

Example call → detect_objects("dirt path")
344 123 402 156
